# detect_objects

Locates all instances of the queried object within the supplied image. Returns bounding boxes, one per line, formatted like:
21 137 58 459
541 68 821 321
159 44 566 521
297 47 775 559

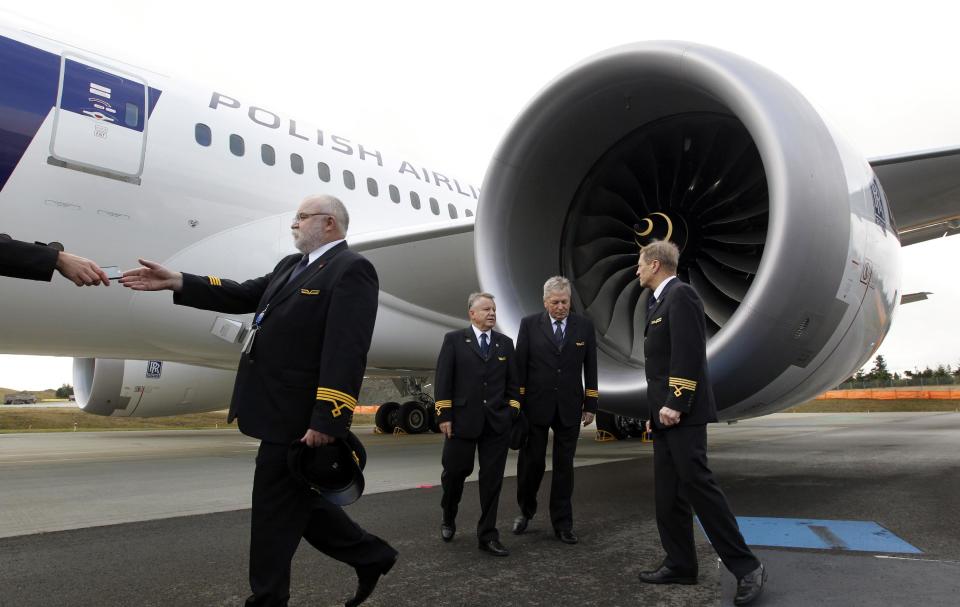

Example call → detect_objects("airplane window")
261 144 275 166
429 197 440 215
229 134 245 156
125 103 140 128
367 178 378 197
410 191 421 210
194 123 211 147
317 162 330 182
448 204 458 219
290 153 304 175
465 209 474 217
389 185 400 203
343 170 355 190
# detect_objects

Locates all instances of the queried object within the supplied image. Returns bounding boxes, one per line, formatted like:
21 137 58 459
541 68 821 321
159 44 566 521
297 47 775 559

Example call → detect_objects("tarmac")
1 412 959 606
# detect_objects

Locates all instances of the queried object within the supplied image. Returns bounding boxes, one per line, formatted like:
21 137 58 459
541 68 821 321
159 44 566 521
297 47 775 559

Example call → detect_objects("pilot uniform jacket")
0 238 59 281
173 241 396 605
643 275 759 579
173 241 377 442
513 311 599 531
643 278 718 429
514 312 599 428
434 328 520 439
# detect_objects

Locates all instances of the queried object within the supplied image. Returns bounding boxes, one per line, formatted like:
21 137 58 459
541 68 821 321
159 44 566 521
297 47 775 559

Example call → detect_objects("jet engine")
73 358 235 417
477 42 901 419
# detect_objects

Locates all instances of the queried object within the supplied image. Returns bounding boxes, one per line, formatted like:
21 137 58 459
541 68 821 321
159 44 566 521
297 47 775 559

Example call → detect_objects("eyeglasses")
291 212 331 224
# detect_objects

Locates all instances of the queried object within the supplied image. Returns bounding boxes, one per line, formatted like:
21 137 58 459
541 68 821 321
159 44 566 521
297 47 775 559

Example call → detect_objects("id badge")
241 326 258 355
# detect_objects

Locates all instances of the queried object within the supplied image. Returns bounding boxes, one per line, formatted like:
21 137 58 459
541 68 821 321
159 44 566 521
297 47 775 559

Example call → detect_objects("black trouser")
653 424 759 579
516 414 581 531
440 418 511 542
246 441 397 607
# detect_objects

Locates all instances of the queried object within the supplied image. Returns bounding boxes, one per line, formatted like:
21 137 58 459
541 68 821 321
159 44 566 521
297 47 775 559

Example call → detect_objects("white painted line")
875 555 960 564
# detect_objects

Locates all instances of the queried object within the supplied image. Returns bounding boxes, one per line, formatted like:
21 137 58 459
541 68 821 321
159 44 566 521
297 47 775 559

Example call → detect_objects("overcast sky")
1 0 957 389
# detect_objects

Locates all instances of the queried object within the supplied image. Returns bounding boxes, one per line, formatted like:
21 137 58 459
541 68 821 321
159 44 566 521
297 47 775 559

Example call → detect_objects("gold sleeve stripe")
669 377 698 397
519 387 526 395
585 389 599 398
315 387 358 407
316 387 358 417
434 399 452 416
207 276 222 286
509 400 521 410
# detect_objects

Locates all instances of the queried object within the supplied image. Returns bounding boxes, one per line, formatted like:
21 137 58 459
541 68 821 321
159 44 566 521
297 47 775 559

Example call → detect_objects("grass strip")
0 408 374 433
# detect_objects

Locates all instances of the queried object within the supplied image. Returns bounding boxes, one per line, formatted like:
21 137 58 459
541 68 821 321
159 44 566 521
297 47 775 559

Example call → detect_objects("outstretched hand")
119 258 184 292
56 252 110 286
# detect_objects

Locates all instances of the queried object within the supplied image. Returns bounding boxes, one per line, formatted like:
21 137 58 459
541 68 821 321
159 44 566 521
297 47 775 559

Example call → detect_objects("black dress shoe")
734 563 767 605
344 554 398 607
638 565 698 585
554 529 579 544
512 515 531 534
477 539 510 556
440 521 456 542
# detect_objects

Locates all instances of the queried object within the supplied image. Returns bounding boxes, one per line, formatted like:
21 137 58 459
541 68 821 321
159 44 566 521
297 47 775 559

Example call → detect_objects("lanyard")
254 303 270 329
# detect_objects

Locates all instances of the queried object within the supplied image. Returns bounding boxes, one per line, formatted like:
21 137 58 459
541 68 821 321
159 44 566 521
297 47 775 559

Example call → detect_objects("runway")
1 412 959 606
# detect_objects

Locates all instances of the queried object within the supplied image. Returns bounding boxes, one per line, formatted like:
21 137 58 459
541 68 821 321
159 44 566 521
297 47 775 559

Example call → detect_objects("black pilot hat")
509 411 529 451
288 431 366 506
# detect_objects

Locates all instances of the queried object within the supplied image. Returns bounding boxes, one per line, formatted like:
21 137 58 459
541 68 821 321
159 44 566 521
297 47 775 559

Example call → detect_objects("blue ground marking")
729 517 922 553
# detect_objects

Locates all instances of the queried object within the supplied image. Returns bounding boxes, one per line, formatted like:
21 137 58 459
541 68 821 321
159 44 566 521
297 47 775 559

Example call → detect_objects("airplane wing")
349 217 474 252
870 146 960 246
351 217 478 322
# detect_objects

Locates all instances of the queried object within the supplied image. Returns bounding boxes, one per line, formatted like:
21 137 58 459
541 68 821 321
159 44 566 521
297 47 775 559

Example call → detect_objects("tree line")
847 354 960 384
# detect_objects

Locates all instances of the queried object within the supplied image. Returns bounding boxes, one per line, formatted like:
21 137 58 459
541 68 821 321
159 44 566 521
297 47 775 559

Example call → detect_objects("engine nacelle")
73 358 235 417
477 42 901 419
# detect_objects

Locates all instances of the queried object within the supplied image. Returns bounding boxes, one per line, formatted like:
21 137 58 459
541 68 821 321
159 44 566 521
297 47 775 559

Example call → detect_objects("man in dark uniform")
511 276 598 544
636 240 766 606
120 194 397 607
434 292 520 557
0 236 109 285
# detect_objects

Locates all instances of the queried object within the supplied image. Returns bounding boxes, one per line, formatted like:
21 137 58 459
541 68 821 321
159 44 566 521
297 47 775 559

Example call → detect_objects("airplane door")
49 54 148 184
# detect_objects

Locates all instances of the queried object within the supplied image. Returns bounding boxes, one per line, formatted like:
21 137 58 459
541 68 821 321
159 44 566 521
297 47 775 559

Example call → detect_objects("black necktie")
647 293 658 314
480 333 490 358
285 255 310 286
553 320 564 346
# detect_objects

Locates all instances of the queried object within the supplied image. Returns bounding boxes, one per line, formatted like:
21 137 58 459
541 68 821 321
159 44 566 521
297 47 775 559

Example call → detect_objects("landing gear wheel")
595 410 627 440
399 400 429 434
375 401 400 433
626 419 648 438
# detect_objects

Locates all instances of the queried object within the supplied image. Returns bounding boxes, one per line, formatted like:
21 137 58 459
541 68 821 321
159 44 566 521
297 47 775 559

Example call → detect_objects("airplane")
2 18 959 437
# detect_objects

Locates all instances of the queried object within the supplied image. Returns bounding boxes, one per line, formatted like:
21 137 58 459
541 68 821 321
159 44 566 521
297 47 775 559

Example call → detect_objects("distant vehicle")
4 393 37 404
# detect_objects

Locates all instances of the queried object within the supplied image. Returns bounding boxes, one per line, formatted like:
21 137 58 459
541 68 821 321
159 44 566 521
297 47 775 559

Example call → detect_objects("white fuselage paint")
0 25 477 375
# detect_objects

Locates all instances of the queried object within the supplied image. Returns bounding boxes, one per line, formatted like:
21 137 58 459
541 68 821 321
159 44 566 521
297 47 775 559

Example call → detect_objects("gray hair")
542 276 571 300
305 194 350 233
467 292 495 311
640 239 679 273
